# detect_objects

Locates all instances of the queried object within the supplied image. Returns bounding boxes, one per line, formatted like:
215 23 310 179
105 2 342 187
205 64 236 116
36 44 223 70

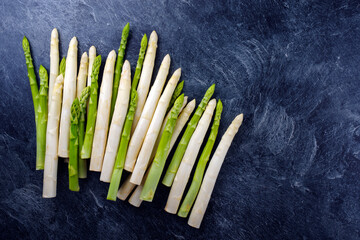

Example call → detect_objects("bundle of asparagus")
22 23 244 228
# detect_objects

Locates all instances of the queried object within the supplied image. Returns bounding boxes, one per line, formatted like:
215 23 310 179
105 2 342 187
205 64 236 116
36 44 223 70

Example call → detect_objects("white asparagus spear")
100 60 131 182
117 174 136 200
131 31 158 133
86 46 96 113
130 69 181 185
76 52 89 98
48 28 59 110
87 46 96 87
124 54 171 172
118 99 195 201
128 179 144 207
165 99 216 213
188 114 244 228
58 37 78 157
43 74 64 198
89 50 117 171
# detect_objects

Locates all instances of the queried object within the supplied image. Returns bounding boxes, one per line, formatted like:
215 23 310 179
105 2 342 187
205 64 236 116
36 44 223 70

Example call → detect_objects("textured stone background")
1 0 360 239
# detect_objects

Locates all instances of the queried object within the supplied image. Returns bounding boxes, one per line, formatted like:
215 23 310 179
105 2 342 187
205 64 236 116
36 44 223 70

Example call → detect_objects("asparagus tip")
22 36 29 50
150 30 158 41
51 28 58 38
141 34 148 45
124 22 130 31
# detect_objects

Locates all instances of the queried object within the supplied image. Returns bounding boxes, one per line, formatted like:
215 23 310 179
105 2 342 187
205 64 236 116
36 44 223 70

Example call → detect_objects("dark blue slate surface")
1 0 360 239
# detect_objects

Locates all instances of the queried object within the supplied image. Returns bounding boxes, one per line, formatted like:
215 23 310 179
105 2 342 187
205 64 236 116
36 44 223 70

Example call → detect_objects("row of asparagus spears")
22 23 244 229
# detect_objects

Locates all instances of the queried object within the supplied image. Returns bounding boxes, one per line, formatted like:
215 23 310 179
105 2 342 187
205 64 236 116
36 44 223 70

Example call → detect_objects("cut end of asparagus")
106 193 117 201
162 173 175 187
36 165 44 170
140 189 154 202
51 28 58 39
177 207 190 218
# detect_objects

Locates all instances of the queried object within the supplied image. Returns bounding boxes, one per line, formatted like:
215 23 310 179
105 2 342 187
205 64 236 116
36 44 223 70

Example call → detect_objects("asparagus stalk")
165 99 216 213
166 80 184 113
107 90 137 201
162 84 215 186
36 66 48 170
150 96 188 161
48 28 59 110
117 174 136 200
130 68 181 185
131 34 148 90
81 55 102 159
59 57 66 77
106 35 147 201
58 37 78 158
69 98 81 191
140 94 184 201
78 86 91 179
132 31 158 133
43 74 64 198
22 36 39 123
188 114 244 228
124 54 171 172
128 97 191 206
76 52 89 98
87 46 96 87
110 23 130 122
178 100 223 217
119 98 195 201
128 179 144 207
101 60 131 182
90 50 116 172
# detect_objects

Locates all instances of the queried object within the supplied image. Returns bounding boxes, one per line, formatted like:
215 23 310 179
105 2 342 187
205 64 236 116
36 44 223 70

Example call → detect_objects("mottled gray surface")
1 0 360 239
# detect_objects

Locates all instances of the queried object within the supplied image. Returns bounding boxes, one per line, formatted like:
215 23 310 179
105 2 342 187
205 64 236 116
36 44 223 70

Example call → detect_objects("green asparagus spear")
35 65 48 170
162 84 215 186
140 94 185 201
166 80 184 113
177 99 223 217
22 36 39 123
132 34 148 90
69 98 81 191
106 35 148 201
78 87 91 179
110 23 130 122
107 90 137 200
81 55 102 159
59 57 66 77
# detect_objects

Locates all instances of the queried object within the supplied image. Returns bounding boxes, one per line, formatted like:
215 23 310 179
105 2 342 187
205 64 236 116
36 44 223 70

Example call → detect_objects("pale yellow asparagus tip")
51 28 58 39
